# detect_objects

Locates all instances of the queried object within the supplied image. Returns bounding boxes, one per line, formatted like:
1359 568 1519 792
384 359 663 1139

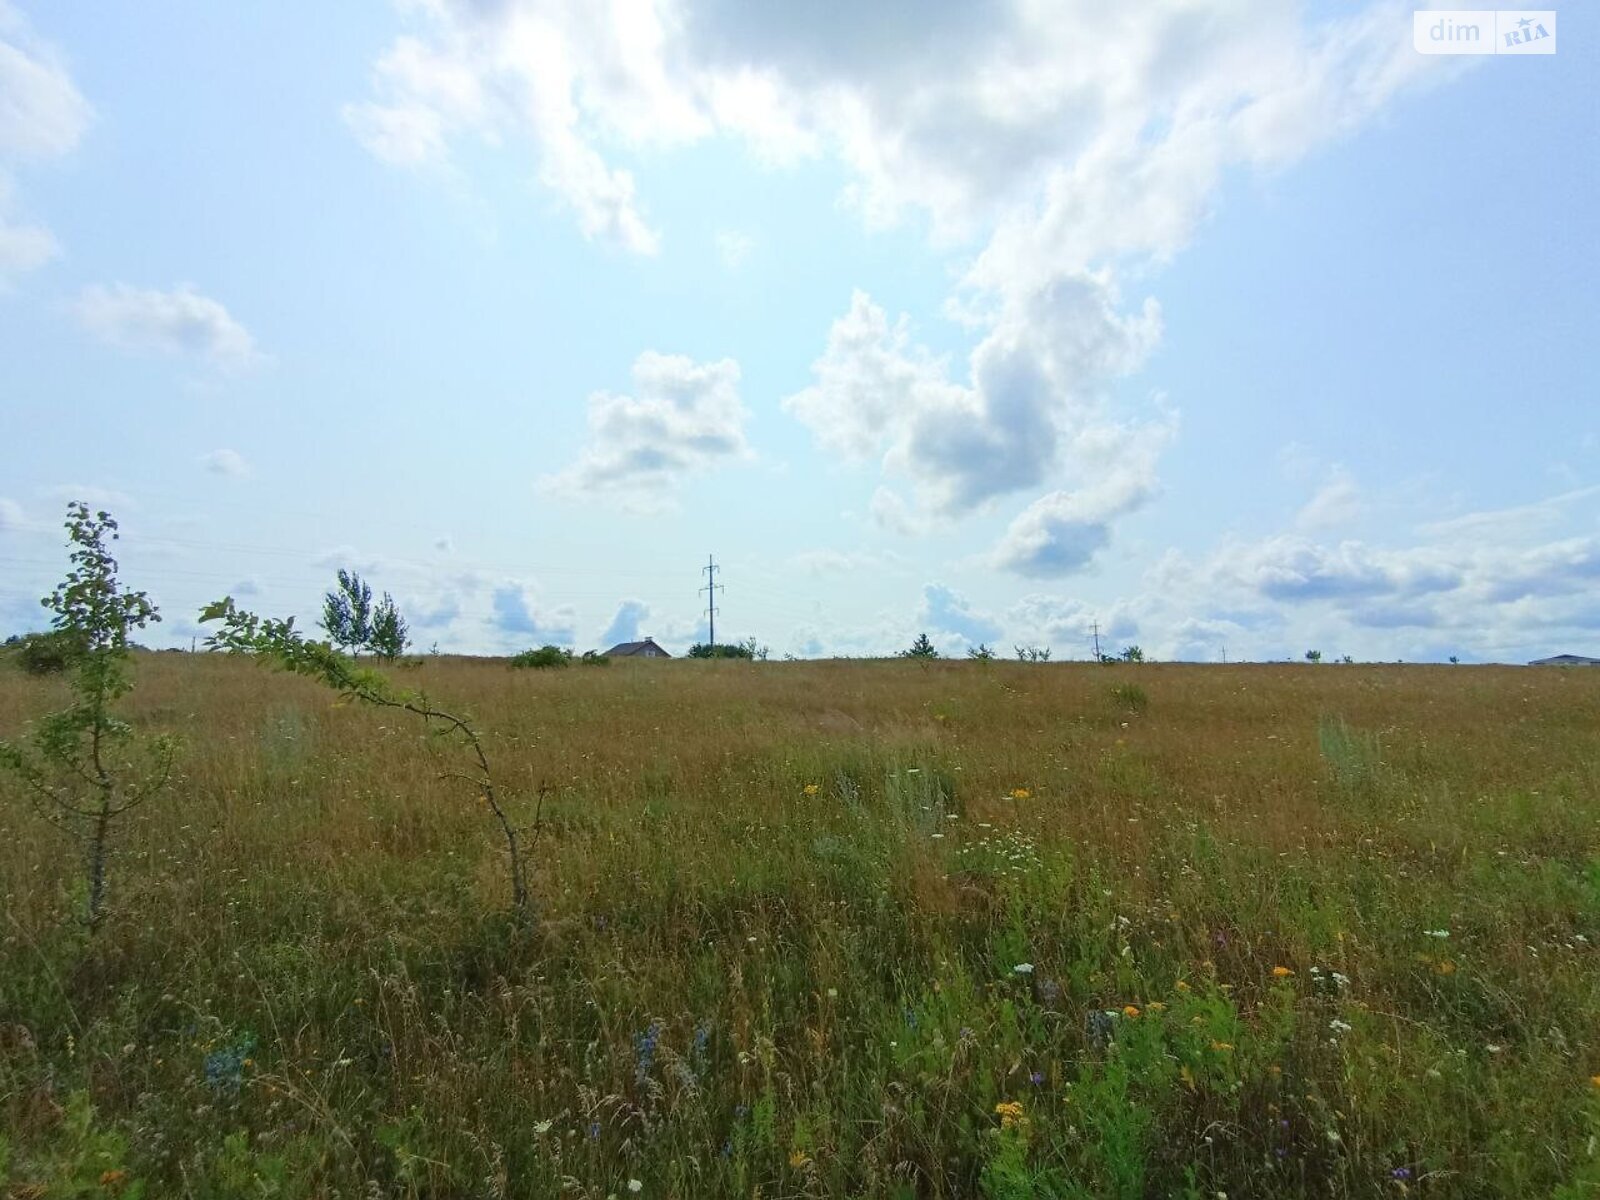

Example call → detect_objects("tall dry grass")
2 654 1598 1197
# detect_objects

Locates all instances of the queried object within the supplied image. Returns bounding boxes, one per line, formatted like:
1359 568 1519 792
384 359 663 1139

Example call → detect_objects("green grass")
2 655 1599 1197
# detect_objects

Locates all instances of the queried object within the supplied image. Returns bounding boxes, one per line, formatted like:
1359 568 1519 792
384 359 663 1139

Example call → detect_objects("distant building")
1528 654 1600 666
603 636 671 659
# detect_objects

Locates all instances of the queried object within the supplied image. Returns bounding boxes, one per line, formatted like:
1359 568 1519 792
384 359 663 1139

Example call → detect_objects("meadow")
2 653 1598 1198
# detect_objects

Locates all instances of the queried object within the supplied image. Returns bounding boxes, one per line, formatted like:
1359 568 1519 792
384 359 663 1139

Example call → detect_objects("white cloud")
0 6 91 281
200 448 250 478
543 351 750 509
784 279 1162 519
73 283 262 368
1296 468 1364 531
714 229 754 269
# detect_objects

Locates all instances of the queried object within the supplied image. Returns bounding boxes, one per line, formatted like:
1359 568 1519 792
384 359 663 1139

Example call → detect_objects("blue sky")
1 1 1595 661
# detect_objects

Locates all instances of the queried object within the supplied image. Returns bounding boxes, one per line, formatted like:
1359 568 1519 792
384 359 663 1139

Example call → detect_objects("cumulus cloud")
600 598 650 646
543 351 750 509
73 284 262 368
201 448 250 477
348 1 1443 266
490 583 577 645
917 584 1001 648
0 5 92 281
785 280 1162 519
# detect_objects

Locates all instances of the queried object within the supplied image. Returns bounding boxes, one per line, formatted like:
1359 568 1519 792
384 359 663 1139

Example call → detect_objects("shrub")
579 650 610 667
511 645 573 669
688 642 754 659
5 630 76 676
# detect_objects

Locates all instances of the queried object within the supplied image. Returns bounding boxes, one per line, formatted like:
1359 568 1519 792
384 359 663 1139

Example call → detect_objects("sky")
0 1 1595 663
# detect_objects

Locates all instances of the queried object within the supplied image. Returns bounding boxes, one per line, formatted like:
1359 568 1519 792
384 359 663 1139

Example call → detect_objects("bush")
4 630 76 676
688 642 754 659
510 645 572 669
579 650 610 667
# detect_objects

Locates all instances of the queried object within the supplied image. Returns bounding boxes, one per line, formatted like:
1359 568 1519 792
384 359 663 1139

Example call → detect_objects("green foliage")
3 630 76 676
1014 644 1051 662
320 567 372 653
1117 645 1145 663
369 592 410 661
0 503 174 930
579 649 610 666
1110 682 1149 713
202 594 533 914
1305 649 1323 664
967 643 996 661
688 641 754 659
901 632 939 659
511 645 573 669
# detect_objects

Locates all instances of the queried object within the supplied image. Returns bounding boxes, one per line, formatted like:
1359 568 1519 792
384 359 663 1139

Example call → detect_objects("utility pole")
1091 621 1101 663
700 554 723 647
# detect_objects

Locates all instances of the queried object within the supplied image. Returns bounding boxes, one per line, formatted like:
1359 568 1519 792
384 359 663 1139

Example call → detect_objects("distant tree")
579 650 610 667
511 645 572 669
1448 655 1459 664
741 636 770 661
967 643 996 661
4 629 76 676
1305 649 1323 664
1014 644 1052 663
321 569 373 655
1339 655 1355 664
688 642 755 659
0 504 176 931
901 633 939 660
1117 645 1145 663
369 592 410 661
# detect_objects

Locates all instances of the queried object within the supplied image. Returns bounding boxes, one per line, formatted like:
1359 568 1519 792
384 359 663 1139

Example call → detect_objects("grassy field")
2 653 1599 1198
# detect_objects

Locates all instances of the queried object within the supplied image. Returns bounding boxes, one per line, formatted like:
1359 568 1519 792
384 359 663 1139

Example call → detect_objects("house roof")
603 637 671 658
1529 654 1600 666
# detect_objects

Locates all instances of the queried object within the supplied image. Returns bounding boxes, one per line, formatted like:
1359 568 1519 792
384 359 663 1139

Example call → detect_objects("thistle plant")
0 503 176 931
200 596 534 917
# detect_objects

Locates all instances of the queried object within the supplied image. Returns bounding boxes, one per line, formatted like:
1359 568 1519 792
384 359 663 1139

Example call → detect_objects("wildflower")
1272 966 1294 979
1147 1001 1167 1012
789 1149 812 1169
802 784 820 796
1435 959 1457 975
1486 1043 1504 1054
1009 788 1031 800
99 1170 128 1190
588 1121 602 1139
994 1101 1027 1129
826 987 838 999
533 1120 553 1135
1122 1005 1141 1018
1013 963 1034 975
1590 1075 1600 1089
1210 1040 1234 1052
1179 1065 1196 1090
627 1182 643 1194
1390 1167 1412 1180
1175 980 1191 992
1029 1070 1045 1085
1329 1019 1352 1035
1424 929 1450 939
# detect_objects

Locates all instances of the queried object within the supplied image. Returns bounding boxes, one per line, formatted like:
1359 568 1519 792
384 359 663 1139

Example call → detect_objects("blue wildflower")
634 1020 663 1085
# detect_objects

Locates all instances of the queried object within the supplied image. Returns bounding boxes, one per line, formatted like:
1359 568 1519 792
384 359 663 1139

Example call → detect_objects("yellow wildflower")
789 1149 812 1169
1174 980 1191 992
995 1100 1027 1129
1122 1005 1141 1018
1272 966 1294 979
1179 1065 1196 1090
802 783 821 796
1009 788 1031 800
1210 1040 1234 1052
1435 959 1457 975
1591 1074 1600 1089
